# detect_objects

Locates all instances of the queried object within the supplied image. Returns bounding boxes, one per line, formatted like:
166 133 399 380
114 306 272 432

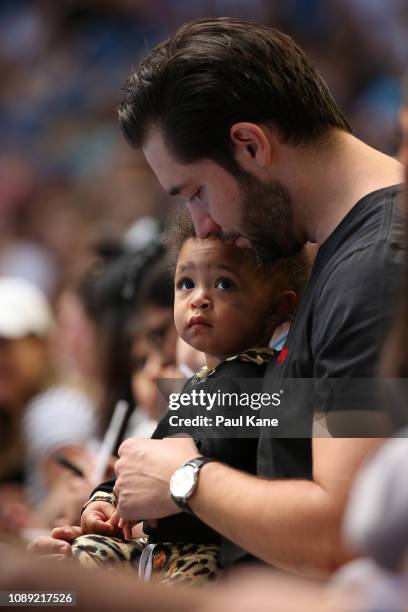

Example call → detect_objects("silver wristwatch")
169 456 214 514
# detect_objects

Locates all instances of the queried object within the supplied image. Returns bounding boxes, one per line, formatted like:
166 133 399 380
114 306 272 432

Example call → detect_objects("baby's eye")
177 277 195 290
215 277 235 290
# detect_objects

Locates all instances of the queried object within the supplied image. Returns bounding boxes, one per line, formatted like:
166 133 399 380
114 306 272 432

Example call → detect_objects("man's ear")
230 122 276 175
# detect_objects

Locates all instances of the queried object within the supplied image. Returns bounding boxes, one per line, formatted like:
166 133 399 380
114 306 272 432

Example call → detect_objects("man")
109 17 404 578
31 18 404 579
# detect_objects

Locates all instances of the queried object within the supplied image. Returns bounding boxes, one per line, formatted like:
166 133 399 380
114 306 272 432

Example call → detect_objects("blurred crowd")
1 0 407 297
0 225 191 534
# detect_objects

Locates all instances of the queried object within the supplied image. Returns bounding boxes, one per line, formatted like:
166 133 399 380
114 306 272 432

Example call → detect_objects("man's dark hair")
119 17 351 172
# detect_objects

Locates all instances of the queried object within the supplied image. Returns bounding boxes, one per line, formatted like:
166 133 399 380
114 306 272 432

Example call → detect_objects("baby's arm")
81 488 146 539
80 491 120 535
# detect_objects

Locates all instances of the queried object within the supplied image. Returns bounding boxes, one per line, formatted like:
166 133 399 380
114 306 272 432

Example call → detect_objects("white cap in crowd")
0 277 54 339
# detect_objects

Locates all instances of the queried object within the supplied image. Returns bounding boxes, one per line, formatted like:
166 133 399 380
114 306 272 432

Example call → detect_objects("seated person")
71 207 309 584
0 278 96 537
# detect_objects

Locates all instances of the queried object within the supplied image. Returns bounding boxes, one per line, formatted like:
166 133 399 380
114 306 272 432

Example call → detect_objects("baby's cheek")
173 307 185 337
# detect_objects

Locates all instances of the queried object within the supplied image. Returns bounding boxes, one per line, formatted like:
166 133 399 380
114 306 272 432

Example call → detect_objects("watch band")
187 456 215 470
171 455 215 514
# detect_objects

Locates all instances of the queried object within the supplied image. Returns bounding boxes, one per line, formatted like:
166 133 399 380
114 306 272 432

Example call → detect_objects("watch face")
170 464 196 499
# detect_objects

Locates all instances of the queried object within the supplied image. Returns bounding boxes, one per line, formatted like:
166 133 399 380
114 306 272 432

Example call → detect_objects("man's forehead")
143 128 192 194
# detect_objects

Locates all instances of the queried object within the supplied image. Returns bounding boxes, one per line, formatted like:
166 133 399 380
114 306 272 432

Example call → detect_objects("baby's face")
174 238 275 361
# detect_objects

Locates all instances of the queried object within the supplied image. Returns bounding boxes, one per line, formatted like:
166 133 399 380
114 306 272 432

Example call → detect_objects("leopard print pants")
71 535 221 585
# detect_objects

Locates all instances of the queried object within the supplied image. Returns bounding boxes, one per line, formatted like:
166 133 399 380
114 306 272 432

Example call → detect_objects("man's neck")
285 131 403 247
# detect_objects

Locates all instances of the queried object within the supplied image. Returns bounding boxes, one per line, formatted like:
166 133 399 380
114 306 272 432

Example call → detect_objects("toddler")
72 208 309 584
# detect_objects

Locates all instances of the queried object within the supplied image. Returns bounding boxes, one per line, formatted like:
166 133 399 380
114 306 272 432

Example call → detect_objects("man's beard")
236 172 304 264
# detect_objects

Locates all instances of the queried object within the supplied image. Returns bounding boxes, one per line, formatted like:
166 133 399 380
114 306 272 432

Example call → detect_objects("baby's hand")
80 500 120 536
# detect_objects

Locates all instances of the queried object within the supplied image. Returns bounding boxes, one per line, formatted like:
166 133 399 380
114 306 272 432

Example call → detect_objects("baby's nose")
192 292 211 309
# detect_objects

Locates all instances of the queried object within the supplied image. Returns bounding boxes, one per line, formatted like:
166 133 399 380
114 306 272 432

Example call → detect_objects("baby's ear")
268 290 298 328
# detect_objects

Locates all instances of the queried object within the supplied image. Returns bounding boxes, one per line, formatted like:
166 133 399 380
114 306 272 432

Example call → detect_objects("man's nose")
188 203 221 238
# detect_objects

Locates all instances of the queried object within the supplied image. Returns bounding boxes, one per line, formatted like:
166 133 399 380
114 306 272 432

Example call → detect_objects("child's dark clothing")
72 348 276 582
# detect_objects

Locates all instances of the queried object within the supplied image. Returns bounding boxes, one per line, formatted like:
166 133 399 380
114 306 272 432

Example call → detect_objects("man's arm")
114 436 383 577
188 437 382 577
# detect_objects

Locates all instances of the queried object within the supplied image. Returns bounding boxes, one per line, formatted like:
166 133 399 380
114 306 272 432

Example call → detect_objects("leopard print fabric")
194 346 275 380
71 534 221 585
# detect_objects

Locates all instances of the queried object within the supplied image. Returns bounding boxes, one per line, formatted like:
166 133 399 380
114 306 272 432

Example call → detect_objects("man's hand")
114 437 199 522
80 501 120 535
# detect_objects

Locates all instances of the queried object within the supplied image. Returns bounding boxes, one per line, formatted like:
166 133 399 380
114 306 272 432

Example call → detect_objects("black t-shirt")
258 185 406 479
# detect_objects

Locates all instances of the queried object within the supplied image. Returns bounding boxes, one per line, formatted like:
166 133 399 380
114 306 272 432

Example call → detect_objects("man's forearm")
189 462 349 577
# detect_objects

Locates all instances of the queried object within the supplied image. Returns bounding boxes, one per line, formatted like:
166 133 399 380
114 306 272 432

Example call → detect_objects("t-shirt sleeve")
311 244 404 430
89 478 116 498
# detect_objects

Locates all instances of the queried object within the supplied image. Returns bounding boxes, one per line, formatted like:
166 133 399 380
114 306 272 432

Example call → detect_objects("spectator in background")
30 241 168 527
126 255 180 433
21 237 183 532
0 278 95 535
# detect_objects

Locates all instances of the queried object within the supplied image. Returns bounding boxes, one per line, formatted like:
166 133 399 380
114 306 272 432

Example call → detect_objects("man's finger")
113 458 122 476
108 510 120 527
117 437 133 457
123 522 134 541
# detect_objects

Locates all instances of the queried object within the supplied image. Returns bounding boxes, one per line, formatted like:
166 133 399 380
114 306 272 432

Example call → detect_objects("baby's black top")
92 348 276 566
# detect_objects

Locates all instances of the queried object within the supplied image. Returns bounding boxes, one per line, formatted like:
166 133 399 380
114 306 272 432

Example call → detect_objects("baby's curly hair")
163 205 310 301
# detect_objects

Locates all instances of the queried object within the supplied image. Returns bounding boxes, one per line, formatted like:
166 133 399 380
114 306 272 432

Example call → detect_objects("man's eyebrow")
168 183 188 196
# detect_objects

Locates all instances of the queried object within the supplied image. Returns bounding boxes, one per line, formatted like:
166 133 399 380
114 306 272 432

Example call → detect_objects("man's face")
143 129 303 263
